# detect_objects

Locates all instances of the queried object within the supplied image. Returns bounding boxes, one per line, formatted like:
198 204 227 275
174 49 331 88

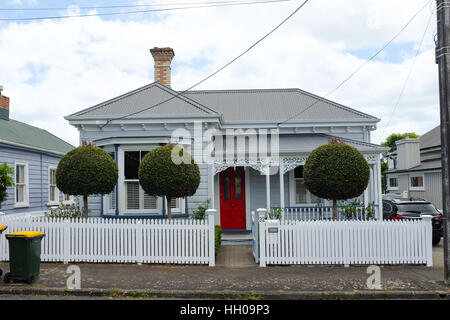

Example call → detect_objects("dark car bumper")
432 218 443 238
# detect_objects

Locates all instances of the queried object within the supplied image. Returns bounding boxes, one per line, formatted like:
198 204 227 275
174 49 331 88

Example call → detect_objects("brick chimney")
150 47 175 88
0 86 9 121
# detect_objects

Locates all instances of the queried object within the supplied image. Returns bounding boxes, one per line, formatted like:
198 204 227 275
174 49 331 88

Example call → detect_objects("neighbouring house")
0 87 74 216
385 125 443 209
65 47 388 230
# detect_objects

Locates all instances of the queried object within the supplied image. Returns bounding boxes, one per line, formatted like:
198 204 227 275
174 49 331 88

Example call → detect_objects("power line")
100 0 310 129
0 0 291 21
379 10 434 141
0 0 277 11
276 0 433 126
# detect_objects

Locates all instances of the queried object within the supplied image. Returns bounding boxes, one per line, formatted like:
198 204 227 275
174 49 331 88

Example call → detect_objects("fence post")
422 215 433 267
343 221 350 267
257 208 267 267
206 209 216 267
136 219 143 265
252 211 260 264
63 219 70 264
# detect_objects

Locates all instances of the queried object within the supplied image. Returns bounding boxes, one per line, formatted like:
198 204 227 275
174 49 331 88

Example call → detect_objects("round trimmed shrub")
303 141 370 218
138 144 200 220
56 145 118 217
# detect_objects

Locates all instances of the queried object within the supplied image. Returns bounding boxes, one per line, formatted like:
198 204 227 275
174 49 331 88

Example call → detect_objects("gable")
67 82 217 119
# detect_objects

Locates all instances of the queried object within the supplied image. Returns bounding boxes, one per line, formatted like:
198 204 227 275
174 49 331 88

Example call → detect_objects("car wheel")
26 275 35 284
3 272 11 284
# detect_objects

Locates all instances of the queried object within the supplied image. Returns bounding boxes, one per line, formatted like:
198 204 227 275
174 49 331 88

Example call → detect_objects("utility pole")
436 0 450 284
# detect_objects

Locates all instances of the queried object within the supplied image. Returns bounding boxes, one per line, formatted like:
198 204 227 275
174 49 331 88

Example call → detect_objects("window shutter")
126 181 140 209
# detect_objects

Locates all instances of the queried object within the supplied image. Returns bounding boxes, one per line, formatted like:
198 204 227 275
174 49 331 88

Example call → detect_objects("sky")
0 0 441 146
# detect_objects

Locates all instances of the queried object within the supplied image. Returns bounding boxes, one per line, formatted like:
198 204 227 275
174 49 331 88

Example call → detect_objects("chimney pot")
150 47 175 88
0 86 10 120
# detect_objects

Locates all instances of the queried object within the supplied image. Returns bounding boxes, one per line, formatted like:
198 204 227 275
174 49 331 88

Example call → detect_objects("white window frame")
288 169 323 206
102 148 117 214
409 173 425 191
387 174 399 191
48 166 59 205
14 161 29 208
119 146 187 215
165 197 185 214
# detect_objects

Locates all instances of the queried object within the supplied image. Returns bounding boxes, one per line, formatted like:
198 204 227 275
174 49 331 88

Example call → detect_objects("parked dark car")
382 196 443 246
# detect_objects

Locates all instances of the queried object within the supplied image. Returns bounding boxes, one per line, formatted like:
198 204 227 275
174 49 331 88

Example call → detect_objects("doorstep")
221 230 252 245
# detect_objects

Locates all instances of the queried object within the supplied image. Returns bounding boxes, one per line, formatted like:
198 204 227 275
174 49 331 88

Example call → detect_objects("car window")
396 203 438 213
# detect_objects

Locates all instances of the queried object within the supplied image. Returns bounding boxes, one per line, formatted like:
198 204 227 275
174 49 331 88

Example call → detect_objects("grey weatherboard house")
0 87 74 216
65 47 388 231
385 125 443 210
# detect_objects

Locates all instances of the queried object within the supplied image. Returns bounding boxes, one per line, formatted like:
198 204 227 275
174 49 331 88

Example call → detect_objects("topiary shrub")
303 140 370 219
56 145 118 217
138 144 200 220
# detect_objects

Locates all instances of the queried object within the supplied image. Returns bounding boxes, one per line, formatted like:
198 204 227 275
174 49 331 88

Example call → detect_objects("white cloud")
0 0 441 146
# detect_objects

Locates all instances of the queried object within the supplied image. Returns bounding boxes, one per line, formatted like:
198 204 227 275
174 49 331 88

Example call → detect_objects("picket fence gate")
256 209 433 267
0 211 216 266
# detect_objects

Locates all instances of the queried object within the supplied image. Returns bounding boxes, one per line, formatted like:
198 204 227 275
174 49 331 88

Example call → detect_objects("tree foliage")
139 144 200 220
0 163 14 209
56 145 118 217
382 132 419 152
303 141 370 218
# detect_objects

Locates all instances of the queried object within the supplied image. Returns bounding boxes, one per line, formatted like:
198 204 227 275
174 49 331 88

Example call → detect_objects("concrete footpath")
0 243 448 300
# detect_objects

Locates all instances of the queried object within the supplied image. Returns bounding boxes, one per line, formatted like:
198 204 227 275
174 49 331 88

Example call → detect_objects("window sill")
14 203 29 209
409 187 425 191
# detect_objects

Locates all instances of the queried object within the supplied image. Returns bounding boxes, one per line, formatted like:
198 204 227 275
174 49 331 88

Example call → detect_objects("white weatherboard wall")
0 212 216 266
258 217 433 267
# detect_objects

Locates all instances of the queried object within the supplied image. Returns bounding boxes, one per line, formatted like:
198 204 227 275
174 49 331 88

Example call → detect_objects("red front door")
219 167 246 229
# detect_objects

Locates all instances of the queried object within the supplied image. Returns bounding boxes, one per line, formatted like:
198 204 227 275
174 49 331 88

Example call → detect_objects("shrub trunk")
83 194 89 218
333 199 337 220
167 196 172 221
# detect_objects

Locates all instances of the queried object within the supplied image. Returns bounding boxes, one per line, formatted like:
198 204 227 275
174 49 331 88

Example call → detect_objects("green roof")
0 118 74 155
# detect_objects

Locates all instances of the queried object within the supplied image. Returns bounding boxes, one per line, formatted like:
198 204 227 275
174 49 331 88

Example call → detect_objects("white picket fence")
282 205 378 221
0 211 216 266
257 210 433 267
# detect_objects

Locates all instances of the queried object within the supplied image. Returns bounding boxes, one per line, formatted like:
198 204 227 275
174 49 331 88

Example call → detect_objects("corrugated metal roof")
420 125 440 150
67 82 379 123
278 133 387 153
0 118 74 154
385 159 442 174
183 88 378 122
68 82 217 119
